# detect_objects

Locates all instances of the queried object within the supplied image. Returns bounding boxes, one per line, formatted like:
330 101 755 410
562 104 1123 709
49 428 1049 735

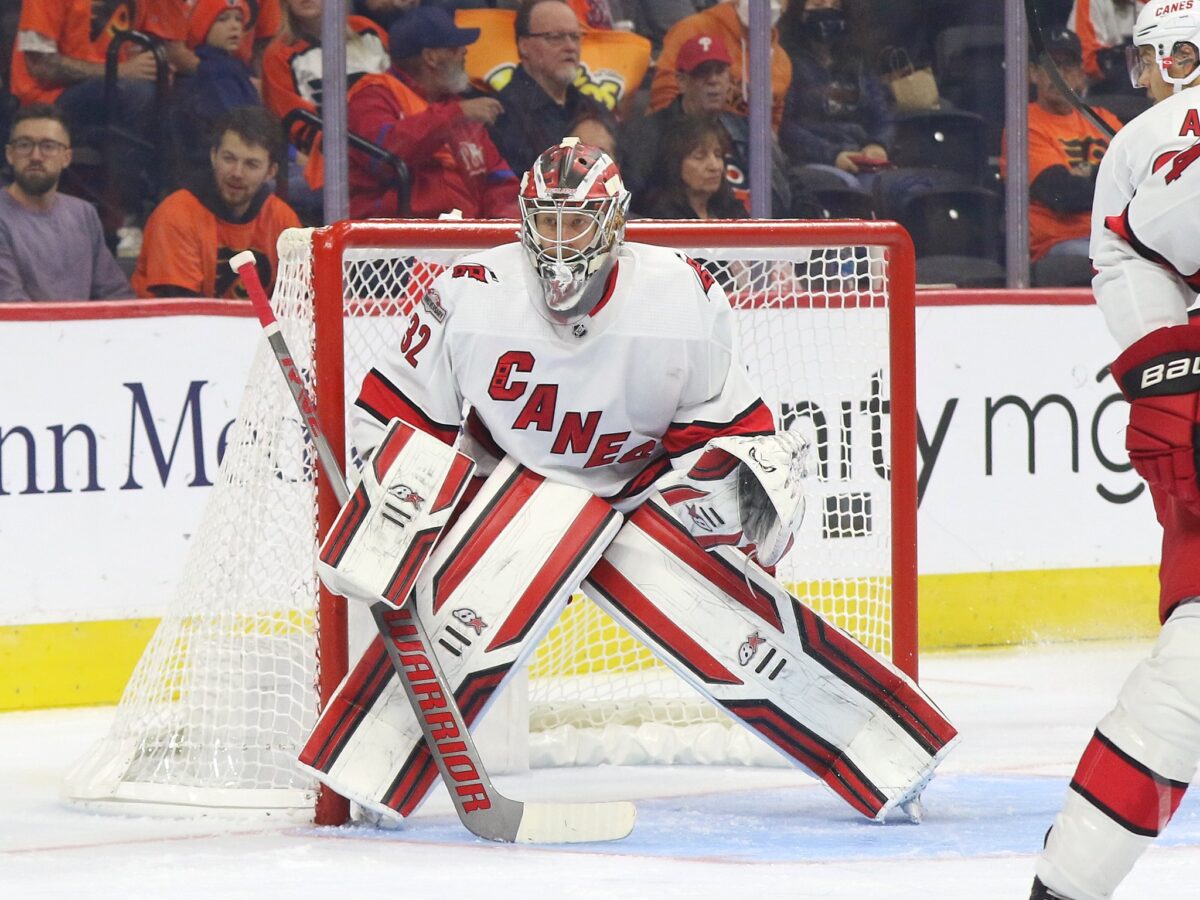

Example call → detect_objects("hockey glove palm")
1110 323 1200 513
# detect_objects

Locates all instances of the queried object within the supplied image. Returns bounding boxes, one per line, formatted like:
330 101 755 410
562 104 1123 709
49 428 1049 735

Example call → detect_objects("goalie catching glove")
317 418 475 608
1110 323 1200 514
658 430 809 567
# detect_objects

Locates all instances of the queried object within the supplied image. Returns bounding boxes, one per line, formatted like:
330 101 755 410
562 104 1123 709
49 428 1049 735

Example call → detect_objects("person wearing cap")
487 0 607 179
172 0 265 179
650 0 792 133
346 6 518 219
1069 0 1149 85
1000 28 1123 268
778 0 894 188
621 33 795 216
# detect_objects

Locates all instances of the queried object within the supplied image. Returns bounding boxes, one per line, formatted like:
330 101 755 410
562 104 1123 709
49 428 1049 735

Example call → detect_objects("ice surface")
2 641 1197 899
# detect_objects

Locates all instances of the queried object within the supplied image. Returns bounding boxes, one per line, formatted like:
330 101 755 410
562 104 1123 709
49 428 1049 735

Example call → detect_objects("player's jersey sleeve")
350 276 465 463
1093 141 1198 349
661 255 775 463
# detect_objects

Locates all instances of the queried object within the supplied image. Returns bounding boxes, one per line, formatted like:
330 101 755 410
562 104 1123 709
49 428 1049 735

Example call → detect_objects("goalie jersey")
350 241 775 511
1091 88 1200 350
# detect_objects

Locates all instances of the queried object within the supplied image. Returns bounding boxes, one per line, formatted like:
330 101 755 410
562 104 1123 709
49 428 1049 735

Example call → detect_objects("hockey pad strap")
709 431 809 567
317 417 475 609
1110 324 1200 513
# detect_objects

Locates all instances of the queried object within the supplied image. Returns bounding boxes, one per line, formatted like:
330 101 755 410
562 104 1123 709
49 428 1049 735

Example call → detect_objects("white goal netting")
65 220 915 819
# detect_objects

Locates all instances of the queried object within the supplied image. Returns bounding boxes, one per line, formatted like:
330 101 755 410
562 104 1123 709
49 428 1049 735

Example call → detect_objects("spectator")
488 0 607 178
650 0 793 133
0 105 131 301
263 0 390 189
354 0 423 29
566 109 619 159
9 0 180 221
779 0 895 192
643 117 748 220
1069 0 1148 86
1002 28 1122 264
622 33 793 216
347 7 518 219
133 107 300 299
621 0 711 51
172 0 264 180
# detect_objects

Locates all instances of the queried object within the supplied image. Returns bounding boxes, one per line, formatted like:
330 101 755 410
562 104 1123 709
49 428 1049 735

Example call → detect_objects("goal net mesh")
65 221 910 810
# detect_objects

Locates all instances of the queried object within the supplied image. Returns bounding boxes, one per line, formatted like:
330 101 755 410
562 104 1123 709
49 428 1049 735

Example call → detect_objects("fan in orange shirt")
133 108 300 299
1002 28 1123 264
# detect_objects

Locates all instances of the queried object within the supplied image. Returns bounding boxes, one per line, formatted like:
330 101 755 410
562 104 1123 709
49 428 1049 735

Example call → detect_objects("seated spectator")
650 0 792 132
133 107 300 299
643 117 749 220
1069 0 1148 88
488 0 607 178
566 109 619 159
1002 28 1122 263
172 0 264 181
622 34 793 216
622 0 711 51
9 0 180 221
347 7 518 219
0 106 131 301
263 0 390 190
779 0 895 193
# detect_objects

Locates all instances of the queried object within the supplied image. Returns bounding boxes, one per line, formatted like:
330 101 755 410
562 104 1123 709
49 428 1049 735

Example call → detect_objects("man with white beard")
346 6 518 220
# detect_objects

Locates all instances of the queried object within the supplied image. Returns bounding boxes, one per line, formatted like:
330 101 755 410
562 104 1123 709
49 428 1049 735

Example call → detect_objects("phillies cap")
676 34 733 74
389 7 481 60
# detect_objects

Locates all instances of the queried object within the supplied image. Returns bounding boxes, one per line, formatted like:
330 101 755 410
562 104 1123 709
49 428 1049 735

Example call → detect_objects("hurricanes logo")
686 501 723 533
453 608 487 635
738 632 766 666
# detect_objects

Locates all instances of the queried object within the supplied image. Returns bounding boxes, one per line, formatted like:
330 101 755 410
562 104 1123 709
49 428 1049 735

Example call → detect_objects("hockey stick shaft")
230 252 634 844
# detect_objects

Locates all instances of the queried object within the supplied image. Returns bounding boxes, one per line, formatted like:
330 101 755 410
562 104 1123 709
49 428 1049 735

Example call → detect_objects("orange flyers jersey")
1024 102 1122 261
1091 88 1200 349
132 187 300 299
12 0 150 104
349 242 774 511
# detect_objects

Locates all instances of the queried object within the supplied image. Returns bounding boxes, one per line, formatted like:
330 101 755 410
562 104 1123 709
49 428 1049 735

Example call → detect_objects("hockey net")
65 220 916 822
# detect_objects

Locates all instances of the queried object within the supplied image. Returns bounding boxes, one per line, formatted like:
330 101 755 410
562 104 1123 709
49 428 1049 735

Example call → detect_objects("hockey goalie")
299 138 957 828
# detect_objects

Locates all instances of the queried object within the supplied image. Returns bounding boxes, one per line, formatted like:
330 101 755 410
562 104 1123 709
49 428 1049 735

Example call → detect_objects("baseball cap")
676 34 733 74
1039 27 1084 67
388 7 481 60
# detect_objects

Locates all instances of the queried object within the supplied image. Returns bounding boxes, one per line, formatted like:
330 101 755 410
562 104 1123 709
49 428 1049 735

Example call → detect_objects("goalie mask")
1128 0 1200 91
519 138 630 324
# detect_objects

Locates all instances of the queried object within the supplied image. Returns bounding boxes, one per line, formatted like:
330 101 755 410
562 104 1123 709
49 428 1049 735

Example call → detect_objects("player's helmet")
1128 0 1200 90
518 138 630 324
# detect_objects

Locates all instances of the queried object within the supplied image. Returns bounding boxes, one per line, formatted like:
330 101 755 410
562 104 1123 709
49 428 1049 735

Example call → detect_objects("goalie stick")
230 250 636 844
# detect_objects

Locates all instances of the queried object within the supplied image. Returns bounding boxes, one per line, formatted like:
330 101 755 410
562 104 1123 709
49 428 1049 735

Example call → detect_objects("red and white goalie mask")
518 138 630 324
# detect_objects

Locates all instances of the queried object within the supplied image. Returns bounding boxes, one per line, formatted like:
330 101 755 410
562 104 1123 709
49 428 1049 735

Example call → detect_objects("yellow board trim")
0 564 1164 711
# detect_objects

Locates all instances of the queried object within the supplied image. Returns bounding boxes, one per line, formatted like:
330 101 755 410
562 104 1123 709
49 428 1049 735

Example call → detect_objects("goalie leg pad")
317 417 476 608
583 499 957 820
300 458 623 819
1036 602 1200 900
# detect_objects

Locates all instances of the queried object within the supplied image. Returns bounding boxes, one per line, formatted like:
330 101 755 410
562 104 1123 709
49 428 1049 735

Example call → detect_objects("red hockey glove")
1110 323 1200 512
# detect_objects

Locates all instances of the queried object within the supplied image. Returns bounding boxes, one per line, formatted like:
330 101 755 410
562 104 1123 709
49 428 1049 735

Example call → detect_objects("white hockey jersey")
1091 88 1200 349
350 241 774 511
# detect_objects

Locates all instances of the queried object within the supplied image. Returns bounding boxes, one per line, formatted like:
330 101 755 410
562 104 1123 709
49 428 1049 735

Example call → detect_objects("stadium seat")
934 25 1006 150
872 167 972 221
1032 252 1093 287
896 186 1004 262
1087 93 1152 126
891 110 989 182
917 254 1006 288
811 184 876 219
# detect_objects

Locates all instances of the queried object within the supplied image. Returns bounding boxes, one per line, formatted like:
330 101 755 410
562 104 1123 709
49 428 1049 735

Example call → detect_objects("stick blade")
513 801 637 844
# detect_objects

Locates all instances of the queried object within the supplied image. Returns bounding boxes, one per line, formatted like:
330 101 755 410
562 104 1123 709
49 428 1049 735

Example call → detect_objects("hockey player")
303 138 956 827
1032 2 1200 897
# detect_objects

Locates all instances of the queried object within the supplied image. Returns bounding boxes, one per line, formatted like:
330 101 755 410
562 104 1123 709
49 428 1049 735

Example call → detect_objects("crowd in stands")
0 0 1153 299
